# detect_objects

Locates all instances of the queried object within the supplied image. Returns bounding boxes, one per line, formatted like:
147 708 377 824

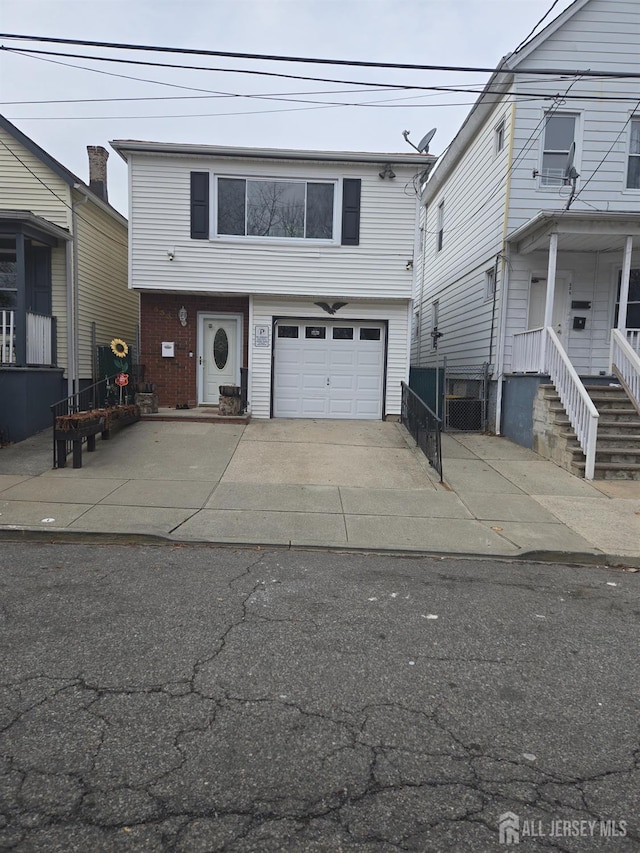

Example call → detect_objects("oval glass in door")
213 328 229 369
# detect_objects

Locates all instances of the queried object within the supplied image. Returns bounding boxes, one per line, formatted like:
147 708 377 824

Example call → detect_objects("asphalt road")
0 543 638 852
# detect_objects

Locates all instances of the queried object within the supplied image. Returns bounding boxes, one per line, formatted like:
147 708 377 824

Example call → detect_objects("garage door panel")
274 320 384 419
355 376 382 394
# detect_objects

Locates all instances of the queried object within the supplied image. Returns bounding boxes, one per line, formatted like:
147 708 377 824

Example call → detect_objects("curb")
2 527 639 570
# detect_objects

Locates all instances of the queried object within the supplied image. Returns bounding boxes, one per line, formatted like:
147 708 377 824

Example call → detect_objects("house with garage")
110 140 433 421
412 0 640 479
0 115 139 443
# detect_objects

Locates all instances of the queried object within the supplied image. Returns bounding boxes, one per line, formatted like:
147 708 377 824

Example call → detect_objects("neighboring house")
0 115 139 442
412 0 640 479
110 140 433 420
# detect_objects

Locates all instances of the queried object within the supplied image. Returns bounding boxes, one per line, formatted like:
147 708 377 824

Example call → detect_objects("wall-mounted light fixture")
167 249 175 261
178 305 187 326
406 260 414 271
378 163 396 180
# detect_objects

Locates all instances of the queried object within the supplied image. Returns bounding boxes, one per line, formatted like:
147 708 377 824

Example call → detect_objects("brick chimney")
87 145 109 201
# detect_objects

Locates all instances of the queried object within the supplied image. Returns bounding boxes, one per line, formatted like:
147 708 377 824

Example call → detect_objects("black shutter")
190 172 210 239
341 178 361 246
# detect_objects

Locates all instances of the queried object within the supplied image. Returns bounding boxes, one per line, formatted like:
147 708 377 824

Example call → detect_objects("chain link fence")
443 362 490 432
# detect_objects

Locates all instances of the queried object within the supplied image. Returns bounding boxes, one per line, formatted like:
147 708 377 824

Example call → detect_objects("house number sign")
254 325 270 347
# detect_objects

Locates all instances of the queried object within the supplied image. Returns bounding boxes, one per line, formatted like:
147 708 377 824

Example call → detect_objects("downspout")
494 100 517 435
71 190 88 396
65 240 74 397
411 194 422 366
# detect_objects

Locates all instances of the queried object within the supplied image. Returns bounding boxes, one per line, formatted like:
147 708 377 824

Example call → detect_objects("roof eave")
109 139 435 168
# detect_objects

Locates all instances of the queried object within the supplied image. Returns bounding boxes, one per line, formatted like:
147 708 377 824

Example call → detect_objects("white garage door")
273 320 385 419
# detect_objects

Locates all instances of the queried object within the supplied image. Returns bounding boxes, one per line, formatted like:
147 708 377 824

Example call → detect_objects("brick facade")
140 293 249 407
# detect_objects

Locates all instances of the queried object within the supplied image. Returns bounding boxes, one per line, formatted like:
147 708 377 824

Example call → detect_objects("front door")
198 314 241 404
527 275 569 339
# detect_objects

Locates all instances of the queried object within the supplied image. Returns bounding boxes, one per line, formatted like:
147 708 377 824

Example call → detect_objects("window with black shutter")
341 178 361 246
190 172 210 239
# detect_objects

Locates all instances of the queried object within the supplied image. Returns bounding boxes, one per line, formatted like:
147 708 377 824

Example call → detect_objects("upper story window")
627 119 640 189
495 120 505 154
436 200 444 252
190 172 361 245
485 266 496 300
217 177 335 240
541 113 577 186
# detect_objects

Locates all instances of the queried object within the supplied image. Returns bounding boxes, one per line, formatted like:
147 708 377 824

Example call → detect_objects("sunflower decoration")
110 338 129 373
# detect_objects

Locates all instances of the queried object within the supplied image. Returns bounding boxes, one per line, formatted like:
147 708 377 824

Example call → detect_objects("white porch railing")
26 311 53 365
1 311 54 365
627 329 640 356
512 327 544 372
611 328 640 412
546 327 599 480
1 309 15 364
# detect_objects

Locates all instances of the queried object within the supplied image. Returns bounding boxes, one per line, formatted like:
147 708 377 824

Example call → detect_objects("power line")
513 0 563 54
4 31 640 79
5 47 638 114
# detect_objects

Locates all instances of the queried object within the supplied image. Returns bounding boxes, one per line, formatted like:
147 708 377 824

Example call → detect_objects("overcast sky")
0 0 575 215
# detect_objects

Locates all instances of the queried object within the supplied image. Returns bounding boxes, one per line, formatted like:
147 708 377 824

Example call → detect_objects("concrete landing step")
572 461 640 480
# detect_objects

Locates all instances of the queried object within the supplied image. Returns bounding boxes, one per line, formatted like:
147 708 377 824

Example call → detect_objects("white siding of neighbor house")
249 296 410 418
74 194 138 378
413 98 513 372
0 126 72 230
128 153 419 300
508 1 640 231
416 0 640 380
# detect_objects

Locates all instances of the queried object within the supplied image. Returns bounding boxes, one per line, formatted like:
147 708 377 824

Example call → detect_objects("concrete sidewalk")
0 419 639 565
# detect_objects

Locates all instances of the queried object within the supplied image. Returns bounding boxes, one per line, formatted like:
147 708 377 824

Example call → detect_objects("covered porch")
504 211 640 479
0 212 69 442
0 211 70 368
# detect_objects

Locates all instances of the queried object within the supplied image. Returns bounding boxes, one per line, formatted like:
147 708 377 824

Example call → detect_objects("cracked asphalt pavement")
0 543 638 852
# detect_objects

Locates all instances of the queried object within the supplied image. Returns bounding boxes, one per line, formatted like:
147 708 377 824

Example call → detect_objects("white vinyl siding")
74 197 138 378
415 0 640 383
128 154 417 300
414 98 512 372
509 0 640 224
250 296 409 419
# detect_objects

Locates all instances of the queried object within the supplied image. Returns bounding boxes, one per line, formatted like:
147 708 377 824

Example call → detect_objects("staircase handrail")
545 327 599 480
611 328 640 413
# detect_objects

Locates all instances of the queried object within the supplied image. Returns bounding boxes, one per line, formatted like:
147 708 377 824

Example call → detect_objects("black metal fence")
401 381 443 481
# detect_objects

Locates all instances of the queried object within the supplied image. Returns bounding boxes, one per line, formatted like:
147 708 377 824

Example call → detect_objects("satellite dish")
563 142 579 182
417 128 437 153
402 128 436 153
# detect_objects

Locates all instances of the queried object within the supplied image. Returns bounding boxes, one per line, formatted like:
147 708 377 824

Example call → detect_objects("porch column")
14 233 26 367
617 235 633 332
540 232 558 372
544 232 558 328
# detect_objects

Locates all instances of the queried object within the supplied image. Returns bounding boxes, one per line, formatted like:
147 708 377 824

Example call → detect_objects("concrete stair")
541 383 640 480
